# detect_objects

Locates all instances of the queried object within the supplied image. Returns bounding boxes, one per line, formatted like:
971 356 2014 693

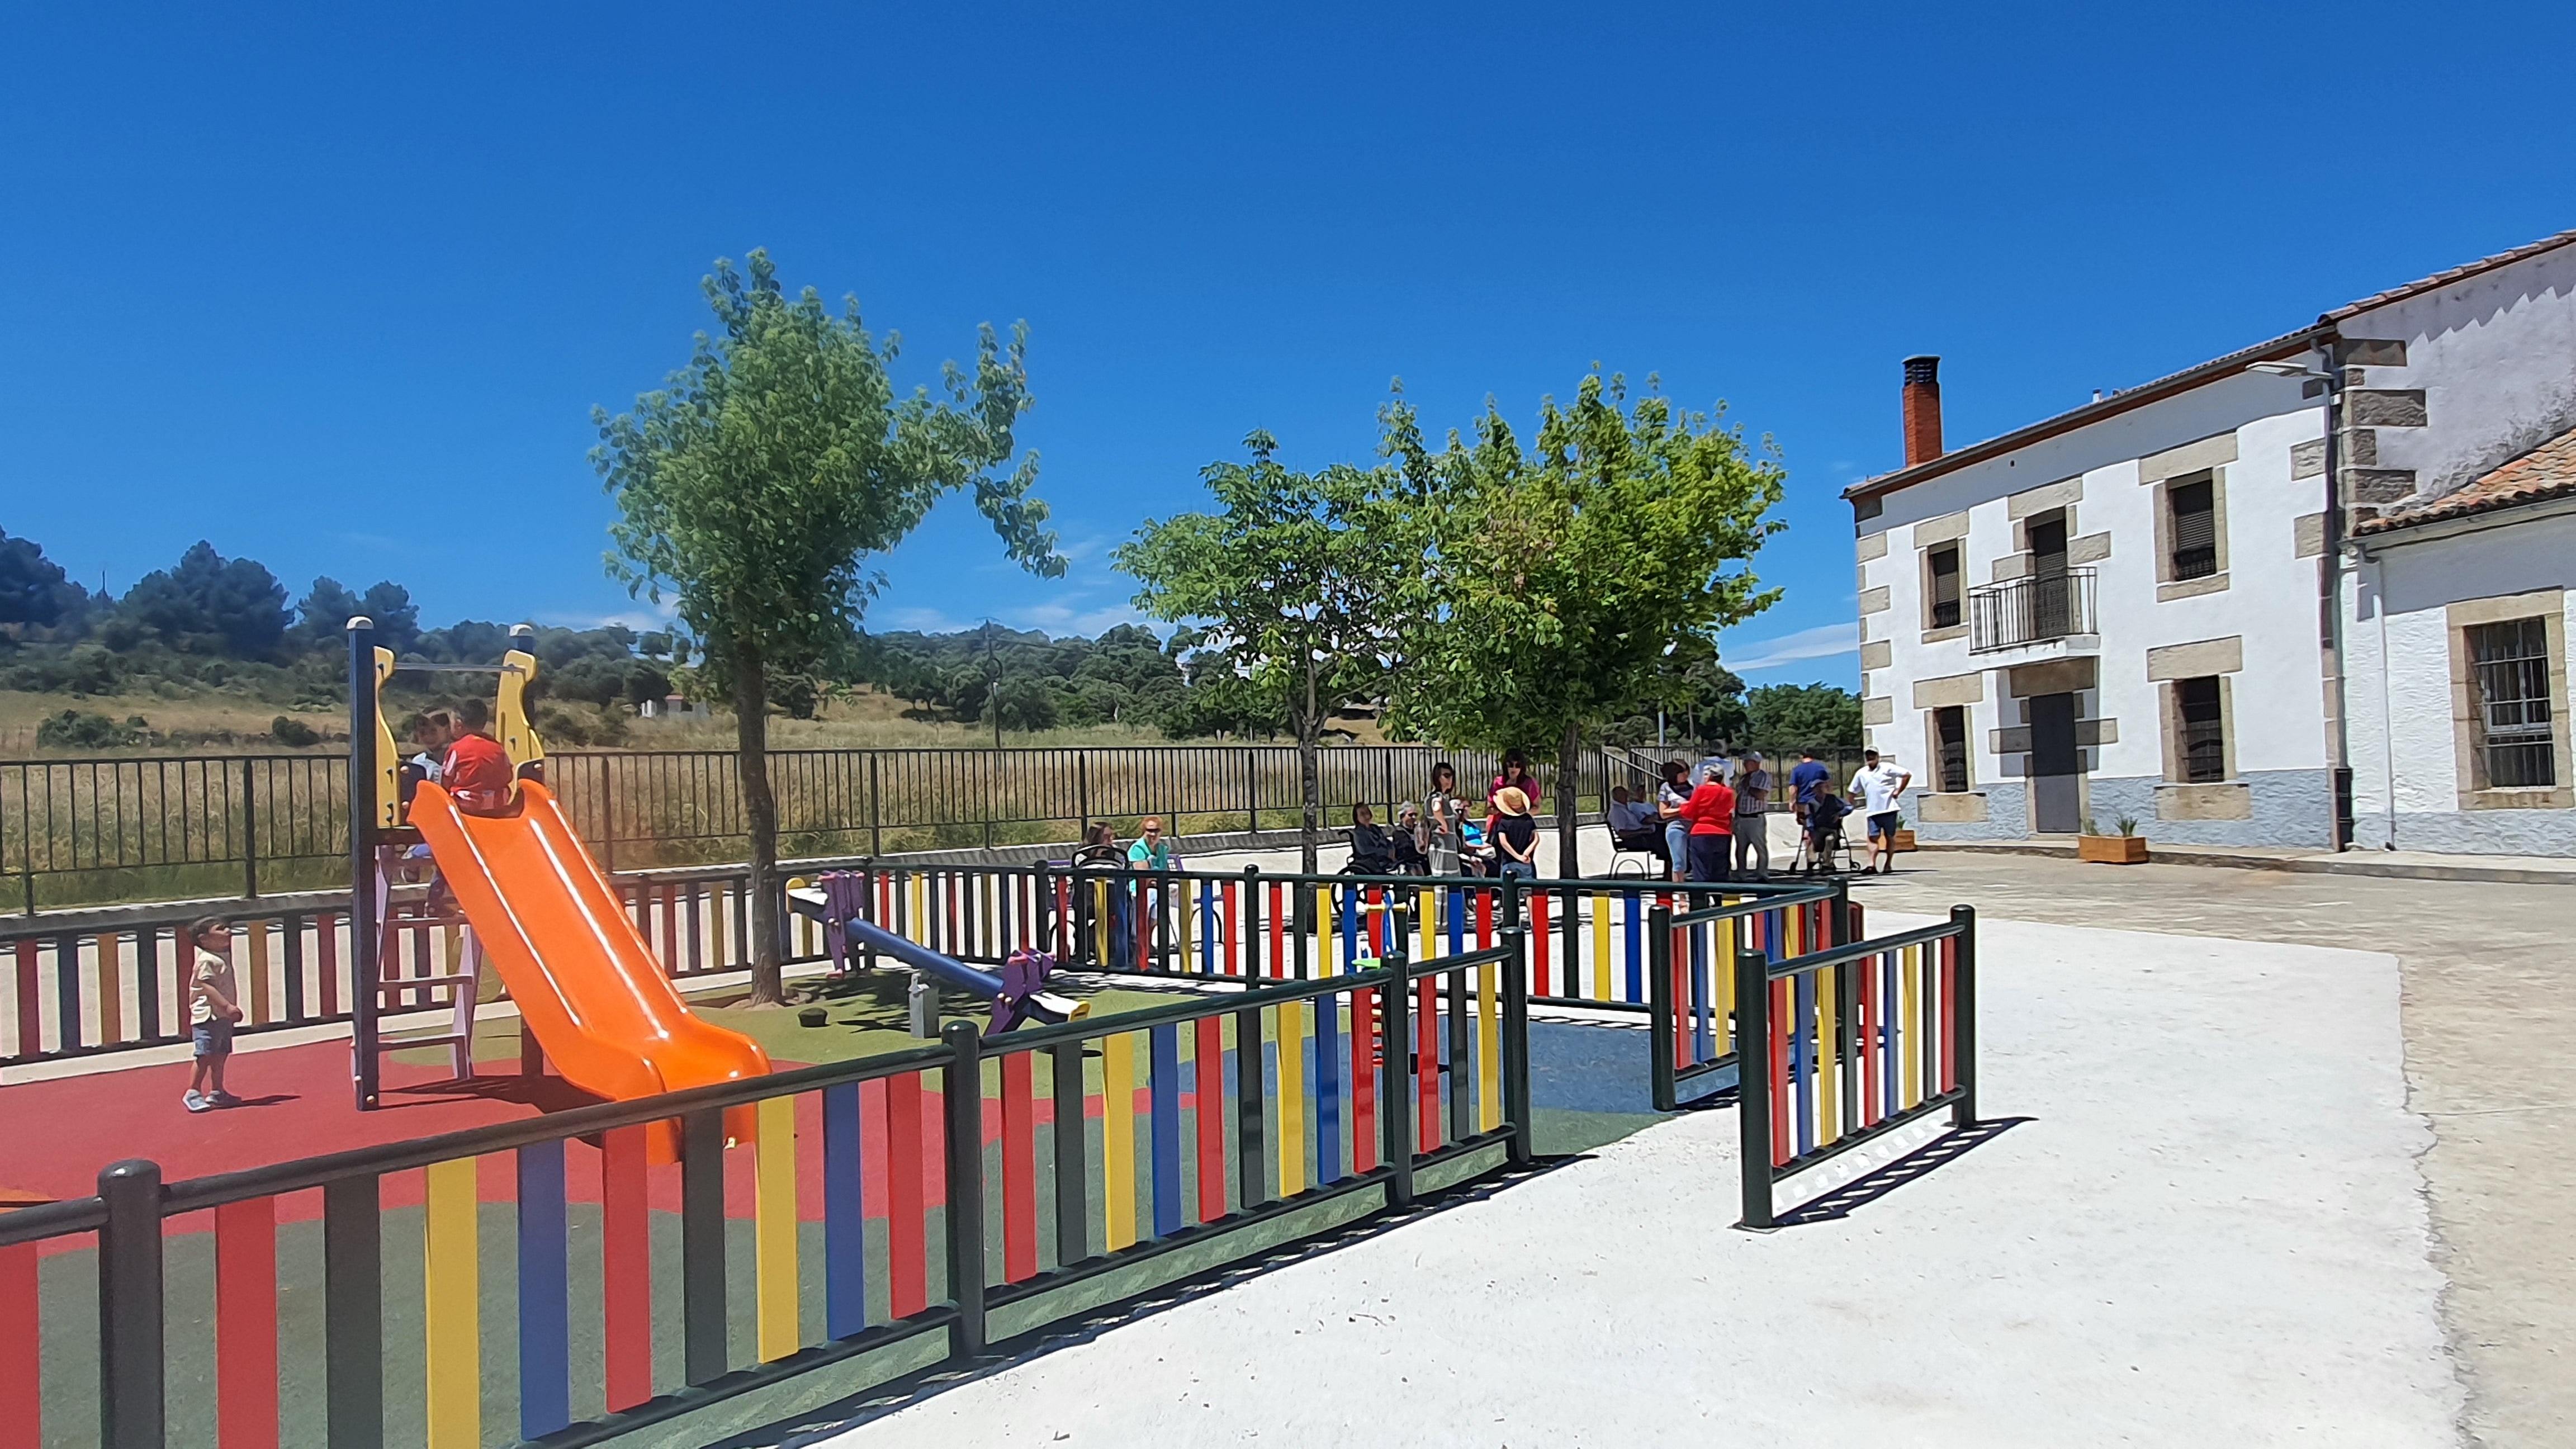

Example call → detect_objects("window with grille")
2469 618 2556 788
1928 544 1962 629
2169 477 2218 580
2177 676 2225 783
1934 705 1969 793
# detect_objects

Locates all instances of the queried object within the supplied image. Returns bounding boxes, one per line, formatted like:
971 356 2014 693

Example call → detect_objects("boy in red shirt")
441 698 517 815
1676 764 1736 883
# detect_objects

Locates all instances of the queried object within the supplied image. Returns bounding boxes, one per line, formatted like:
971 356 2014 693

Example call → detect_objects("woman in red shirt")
1676 766 1736 883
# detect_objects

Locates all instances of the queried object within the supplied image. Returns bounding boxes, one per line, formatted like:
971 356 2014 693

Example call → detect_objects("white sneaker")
183 1090 212 1114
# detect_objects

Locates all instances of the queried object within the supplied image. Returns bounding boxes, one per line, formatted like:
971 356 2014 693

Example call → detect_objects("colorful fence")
1641 892 1850 1112
1733 906 1977 1228
0 930 1532 1449
0 866 847 1068
840 859 1835 997
835 860 1845 1115
1 898 365 1066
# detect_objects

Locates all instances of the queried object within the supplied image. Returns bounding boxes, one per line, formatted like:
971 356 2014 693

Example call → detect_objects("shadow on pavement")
1772 1116 2034 1228
723 1155 1588 1449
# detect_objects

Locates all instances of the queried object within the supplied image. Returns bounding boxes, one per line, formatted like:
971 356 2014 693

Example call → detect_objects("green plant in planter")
2114 815 2139 837
2079 815 2101 837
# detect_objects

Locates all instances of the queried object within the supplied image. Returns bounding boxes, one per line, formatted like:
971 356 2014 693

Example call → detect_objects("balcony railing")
1968 569 2096 654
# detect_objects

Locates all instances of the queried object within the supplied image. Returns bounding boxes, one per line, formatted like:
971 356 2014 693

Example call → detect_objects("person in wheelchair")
1802 782 1854 875
1069 823 1133 965
1389 802 1429 874
1344 802 1398 875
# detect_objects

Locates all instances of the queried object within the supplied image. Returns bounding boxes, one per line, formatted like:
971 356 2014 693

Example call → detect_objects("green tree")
596 249 1059 1004
1743 681 1862 752
1657 634 1748 749
1118 432 1418 870
298 577 421 654
121 542 292 658
1384 373 1786 876
0 528 74 642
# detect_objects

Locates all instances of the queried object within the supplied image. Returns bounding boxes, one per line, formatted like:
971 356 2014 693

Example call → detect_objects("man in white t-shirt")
1848 749 1912 875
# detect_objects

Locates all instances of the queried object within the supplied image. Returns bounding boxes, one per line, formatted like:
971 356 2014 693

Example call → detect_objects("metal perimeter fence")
0 744 1718 912
0 861 1977 1448
0 929 1533 1449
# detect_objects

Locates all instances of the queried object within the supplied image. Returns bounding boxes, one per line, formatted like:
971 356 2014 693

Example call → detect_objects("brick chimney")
1901 354 1943 467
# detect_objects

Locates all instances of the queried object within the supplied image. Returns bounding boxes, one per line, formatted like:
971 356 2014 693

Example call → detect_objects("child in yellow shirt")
184 917 244 1112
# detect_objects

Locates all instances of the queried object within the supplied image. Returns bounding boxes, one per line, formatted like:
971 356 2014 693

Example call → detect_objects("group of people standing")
1342 752 1551 879
1607 746 1914 882
1408 753 1545 879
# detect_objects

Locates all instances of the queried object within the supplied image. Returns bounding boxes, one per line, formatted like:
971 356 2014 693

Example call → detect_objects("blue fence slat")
1149 1024 1182 1239
822 1081 866 1339
517 1140 571 1440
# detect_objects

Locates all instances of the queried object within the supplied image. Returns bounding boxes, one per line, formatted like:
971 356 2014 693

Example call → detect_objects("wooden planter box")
2077 834 2149 864
1892 829 1917 853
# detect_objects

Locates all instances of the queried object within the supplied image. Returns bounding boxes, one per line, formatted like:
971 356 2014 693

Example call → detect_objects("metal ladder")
370 847 484 1083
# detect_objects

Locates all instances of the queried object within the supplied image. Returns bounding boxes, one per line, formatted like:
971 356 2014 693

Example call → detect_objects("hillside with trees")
0 519 1856 758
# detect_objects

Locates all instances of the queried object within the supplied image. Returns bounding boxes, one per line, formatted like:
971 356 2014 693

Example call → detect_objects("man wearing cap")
1848 749 1912 875
1732 750 1773 880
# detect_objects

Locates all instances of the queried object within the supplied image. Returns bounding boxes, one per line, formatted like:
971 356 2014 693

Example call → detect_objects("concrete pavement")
809 913 2460 1448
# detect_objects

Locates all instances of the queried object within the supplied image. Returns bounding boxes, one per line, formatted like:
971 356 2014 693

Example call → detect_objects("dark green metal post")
1500 927 1533 1166
1382 963 1414 1209
240 756 259 901
1737 948 1774 1229
680 1110 728 1386
345 618 380 1111
1646 906 1677 1112
322 1175 383 1449
941 1020 989 1357
98 1159 164 1449
1050 1039 1088 1265
1951 905 1978 1127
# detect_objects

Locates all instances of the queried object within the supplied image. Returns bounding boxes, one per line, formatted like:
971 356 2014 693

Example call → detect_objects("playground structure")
788 875 1088 1039
0 637 1981 1449
0 859 1977 1449
343 618 771 1136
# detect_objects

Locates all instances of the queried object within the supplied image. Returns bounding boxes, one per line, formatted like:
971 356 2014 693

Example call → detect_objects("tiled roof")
2323 228 2576 322
2355 425 2576 535
1851 226 2576 503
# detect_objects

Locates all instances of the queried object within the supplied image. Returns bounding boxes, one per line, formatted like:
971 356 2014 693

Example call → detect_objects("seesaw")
789 872 1089 1039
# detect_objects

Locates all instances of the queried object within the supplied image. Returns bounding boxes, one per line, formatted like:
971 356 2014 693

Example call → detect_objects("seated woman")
1389 802 1429 874
1069 823 1133 965
1607 784 1669 862
1346 803 1397 875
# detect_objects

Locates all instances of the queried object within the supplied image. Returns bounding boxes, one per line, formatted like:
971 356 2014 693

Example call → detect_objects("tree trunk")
1298 654 1320 875
732 648 785 1006
1557 719 1584 880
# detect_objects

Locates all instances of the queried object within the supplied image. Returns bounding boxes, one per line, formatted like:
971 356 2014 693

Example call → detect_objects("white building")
1848 228 2576 856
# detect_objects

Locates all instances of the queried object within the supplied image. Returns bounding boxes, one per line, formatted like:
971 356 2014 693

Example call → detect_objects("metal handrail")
1967 568 2096 653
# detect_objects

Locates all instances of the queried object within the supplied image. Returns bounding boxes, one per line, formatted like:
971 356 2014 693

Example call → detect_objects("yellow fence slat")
1477 960 1500 1132
755 1095 800 1361
423 1157 481 1449
1103 1032 1136 1249
1276 1002 1307 1196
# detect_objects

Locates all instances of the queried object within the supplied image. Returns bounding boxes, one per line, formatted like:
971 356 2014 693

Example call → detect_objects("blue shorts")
1867 811 1902 840
192 1019 234 1057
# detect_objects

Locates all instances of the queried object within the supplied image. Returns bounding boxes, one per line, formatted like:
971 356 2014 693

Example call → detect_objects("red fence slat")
214 1196 280 1449
601 1126 654 1413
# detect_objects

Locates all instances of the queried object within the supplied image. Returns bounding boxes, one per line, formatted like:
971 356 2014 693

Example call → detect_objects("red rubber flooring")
3 1036 1192 1236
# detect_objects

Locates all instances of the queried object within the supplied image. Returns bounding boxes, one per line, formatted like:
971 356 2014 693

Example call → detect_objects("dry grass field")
0 683 1345 756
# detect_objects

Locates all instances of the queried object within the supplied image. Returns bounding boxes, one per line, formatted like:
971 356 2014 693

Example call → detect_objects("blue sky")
4 3 2571 688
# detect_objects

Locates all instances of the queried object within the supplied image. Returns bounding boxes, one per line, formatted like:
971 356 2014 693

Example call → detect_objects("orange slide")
409 779 770 1146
